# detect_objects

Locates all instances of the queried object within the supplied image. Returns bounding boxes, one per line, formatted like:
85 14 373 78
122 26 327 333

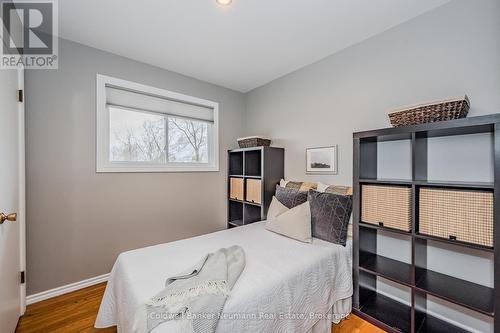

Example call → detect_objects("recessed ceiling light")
216 0 232 6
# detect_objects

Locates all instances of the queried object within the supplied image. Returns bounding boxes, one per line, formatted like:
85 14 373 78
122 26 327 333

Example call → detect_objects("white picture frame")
306 146 338 174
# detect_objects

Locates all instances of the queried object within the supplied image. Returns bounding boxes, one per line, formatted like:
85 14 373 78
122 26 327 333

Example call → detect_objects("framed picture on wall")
306 146 338 174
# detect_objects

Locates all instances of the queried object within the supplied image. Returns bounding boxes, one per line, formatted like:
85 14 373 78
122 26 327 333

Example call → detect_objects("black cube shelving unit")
353 114 500 333
227 146 284 228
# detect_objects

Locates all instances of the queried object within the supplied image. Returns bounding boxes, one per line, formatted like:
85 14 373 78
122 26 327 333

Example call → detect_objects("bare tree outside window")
109 107 209 164
168 117 208 163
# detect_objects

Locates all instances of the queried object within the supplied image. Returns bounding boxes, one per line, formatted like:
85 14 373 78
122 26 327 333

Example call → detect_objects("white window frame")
96 74 219 173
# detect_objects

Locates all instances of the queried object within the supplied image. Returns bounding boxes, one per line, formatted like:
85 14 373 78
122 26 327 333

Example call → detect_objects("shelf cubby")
243 203 262 224
358 272 412 333
415 267 494 316
359 137 412 181
359 290 411 333
414 129 494 184
244 149 262 177
414 290 493 333
229 151 243 176
414 237 494 317
228 200 243 228
359 251 412 286
359 225 412 287
353 114 500 333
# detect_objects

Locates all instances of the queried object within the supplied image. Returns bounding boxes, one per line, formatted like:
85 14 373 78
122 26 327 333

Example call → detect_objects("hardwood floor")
16 282 384 333
16 283 116 333
331 314 385 333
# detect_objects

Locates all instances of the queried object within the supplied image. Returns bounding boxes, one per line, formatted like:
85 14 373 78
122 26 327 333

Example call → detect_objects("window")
96 75 219 172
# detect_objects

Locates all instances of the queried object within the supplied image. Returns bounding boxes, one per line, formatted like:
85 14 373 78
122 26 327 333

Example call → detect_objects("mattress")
95 221 353 333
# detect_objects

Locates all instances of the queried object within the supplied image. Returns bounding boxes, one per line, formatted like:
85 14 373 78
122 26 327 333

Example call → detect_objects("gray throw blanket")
134 245 246 333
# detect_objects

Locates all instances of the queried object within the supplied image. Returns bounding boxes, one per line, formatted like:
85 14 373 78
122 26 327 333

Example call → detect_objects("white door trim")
18 67 26 315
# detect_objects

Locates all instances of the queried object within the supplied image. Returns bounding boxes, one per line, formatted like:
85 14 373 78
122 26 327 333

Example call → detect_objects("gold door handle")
0 213 17 224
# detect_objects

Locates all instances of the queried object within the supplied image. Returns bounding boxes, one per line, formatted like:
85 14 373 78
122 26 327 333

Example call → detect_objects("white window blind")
105 86 215 122
96 74 219 173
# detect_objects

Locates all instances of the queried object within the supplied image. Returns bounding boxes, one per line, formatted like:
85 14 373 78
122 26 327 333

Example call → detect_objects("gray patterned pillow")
308 190 353 246
275 185 308 209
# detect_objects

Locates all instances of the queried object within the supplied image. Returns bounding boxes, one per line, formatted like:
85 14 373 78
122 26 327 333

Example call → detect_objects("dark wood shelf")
415 268 494 316
359 179 493 189
228 146 264 153
230 198 263 208
229 174 263 179
359 288 411 333
244 201 261 207
359 178 413 186
354 114 499 140
227 147 284 229
359 221 412 236
414 233 494 253
228 219 243 227
358 132 413 142
415 313 470 333
353 114 500 333
415 180 494 190
359 252 412 286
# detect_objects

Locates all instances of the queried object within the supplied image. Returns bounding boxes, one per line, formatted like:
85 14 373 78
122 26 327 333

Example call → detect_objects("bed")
95 221 353 333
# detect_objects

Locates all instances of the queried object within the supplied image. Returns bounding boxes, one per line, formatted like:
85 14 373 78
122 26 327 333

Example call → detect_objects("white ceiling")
59 0 450 92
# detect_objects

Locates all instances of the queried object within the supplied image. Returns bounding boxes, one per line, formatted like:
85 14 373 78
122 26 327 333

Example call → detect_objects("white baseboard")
26 273 110 305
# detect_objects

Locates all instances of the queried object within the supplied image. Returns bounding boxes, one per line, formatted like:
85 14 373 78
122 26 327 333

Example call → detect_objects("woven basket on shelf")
419 188 493 247
237 137 271 148
388 95 470 127
361 185 412 231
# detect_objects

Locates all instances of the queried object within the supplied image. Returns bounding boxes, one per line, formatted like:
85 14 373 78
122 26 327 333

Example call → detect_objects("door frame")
18 66 26 315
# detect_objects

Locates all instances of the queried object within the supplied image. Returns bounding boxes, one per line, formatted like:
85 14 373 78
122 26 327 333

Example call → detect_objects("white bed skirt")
307 297 352 333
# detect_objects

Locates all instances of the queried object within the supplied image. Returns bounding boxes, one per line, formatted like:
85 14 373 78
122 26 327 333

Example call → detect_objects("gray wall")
26 39 246 294
244 0 500 185
244 1 499 331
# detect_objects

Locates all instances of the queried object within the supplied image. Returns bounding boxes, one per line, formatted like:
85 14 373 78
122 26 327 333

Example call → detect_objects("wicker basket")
388 95 470 127
237 136 271 148
361 185 412 231
229 177 244 201
419 188 493 247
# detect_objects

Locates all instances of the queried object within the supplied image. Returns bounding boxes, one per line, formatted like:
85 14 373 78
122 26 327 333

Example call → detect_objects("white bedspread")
95 222 352 333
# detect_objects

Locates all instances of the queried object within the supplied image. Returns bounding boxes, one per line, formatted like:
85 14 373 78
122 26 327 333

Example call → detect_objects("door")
0 66 24 331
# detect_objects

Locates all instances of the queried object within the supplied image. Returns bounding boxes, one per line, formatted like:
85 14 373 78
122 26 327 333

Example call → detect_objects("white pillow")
317 182 329 193
347 223 353 239
279 179 289 188
267 196 289 219
266 200 312 243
